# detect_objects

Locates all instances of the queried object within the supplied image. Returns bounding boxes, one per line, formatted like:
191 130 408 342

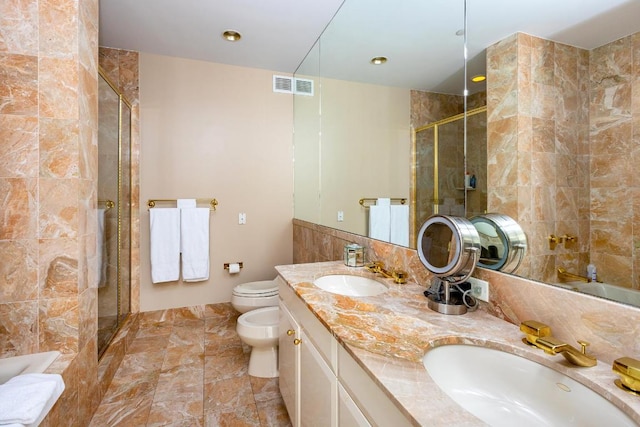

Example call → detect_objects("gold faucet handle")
613 357 640 393
392 270 408 284
520 320 552 338
577 340 590 355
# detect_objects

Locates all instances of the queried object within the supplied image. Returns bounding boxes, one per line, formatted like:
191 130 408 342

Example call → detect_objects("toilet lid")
232 279 278 297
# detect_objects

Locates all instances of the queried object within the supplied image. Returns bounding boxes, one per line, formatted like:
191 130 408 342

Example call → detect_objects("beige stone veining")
277 260 640 425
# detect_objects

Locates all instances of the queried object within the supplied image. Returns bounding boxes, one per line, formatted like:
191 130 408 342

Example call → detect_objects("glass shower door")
97 70 132 358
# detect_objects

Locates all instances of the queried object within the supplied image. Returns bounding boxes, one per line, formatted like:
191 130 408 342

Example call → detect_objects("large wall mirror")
293 0 640 308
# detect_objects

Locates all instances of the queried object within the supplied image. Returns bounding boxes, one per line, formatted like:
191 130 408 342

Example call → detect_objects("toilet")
236 306 279 377
231 279 280 378
231 280 279 313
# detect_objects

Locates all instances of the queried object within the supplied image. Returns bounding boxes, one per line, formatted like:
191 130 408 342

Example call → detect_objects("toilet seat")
232 279 278 297
231 279 279 314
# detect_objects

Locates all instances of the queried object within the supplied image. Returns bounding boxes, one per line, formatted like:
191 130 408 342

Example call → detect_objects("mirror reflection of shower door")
97 70 132 358
437 119 465 217
413 106 487 245
415 127 435 231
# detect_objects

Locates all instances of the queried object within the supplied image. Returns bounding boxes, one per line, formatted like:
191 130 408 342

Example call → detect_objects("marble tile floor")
89 303 292 426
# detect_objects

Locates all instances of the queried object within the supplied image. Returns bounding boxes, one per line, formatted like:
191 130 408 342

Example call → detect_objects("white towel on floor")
150 208 181 283
180 208 210 282
368 198 391 242
390 204 409 246
0 373 65 426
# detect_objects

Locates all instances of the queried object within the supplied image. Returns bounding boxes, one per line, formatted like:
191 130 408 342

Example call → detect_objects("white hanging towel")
390 204 409 246
150 208 181 283
368 198 391 242
177 198 197 209
180 207 210 282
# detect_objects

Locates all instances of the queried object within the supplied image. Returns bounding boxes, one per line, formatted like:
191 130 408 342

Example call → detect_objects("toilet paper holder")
224 262 244 270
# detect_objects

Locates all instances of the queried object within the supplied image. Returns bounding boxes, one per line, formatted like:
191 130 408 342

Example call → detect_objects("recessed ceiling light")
222 30 242 42
370 56 387 65
471 74 486 83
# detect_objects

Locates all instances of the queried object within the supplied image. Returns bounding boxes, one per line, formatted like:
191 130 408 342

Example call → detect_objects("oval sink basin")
423 345 635 426
313 275 387 297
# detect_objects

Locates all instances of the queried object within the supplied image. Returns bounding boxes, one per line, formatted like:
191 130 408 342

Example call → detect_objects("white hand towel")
369 199 391 242
180 208 210 282
177 198 196 209
0 373 65 426
96 208 107 288
376 197 391 206
390 204 409 246
150 208 181 283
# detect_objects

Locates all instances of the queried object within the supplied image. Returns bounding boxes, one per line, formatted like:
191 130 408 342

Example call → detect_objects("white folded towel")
177 198 196 209
368 198 391 242
180 208 210 282
150 208 181 283
390 204 409 246
0 373 65 426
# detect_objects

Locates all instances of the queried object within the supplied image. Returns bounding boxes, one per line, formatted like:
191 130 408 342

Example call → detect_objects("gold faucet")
520 320 597 367
365 261 407 284
557 267 589 283
613 357 640 394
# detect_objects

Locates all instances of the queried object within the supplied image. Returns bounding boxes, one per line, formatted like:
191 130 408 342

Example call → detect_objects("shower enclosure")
412 106 487 245
97 69 132 358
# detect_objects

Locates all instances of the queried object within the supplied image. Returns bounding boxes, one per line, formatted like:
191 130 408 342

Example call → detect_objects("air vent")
294 78 314 96
273 75 293 93
273 75 314 96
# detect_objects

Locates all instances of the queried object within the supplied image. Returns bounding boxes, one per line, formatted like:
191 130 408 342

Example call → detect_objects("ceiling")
100 0 640 94
99 0 345 73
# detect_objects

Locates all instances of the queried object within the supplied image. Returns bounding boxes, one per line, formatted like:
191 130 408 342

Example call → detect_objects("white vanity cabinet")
279 278 338 427
277 277 412 427
299 328 337 426
338 383 371 427
279 302 300 424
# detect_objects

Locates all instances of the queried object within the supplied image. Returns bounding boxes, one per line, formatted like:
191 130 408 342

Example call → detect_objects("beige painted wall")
139 53 293 311
294 77 411 236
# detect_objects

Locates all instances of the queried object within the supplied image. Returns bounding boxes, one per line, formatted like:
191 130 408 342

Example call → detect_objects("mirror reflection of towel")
369 204 391 241
390 205 409 246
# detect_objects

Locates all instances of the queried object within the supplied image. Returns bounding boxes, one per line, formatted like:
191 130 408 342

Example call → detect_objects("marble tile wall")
292 219 640 366
486 33 591 284
589 33 640 289
1 0 101 424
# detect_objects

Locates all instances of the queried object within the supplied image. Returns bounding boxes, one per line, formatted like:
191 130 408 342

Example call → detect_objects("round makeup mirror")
470 213 527 273
417 215 481 315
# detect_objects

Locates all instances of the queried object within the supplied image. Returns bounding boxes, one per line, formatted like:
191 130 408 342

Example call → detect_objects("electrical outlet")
468 277 489 302
337 211 344 222
238 212 246 225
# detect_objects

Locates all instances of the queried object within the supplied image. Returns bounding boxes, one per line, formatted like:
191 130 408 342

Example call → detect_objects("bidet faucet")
365 261 407 284
520 320 597 367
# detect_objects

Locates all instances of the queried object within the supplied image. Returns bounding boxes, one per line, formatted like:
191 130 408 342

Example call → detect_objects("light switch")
337 211 344 222
239 212 246 225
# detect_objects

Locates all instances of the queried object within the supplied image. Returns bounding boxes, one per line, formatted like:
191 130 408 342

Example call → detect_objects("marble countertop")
275 261 640 426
